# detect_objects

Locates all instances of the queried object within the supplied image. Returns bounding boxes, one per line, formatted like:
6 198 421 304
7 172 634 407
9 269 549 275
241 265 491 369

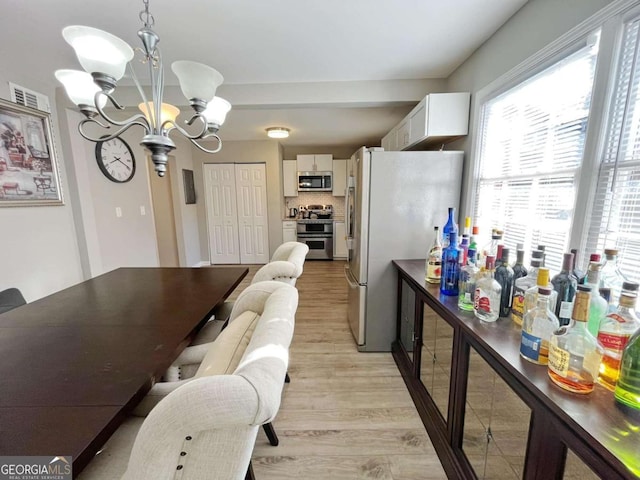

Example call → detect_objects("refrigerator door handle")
344 265 359 288
345 180 352 238
345 182 353 250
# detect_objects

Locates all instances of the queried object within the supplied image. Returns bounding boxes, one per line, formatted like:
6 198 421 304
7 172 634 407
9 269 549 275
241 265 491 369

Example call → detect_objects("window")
474 35 600 272
586 15 640 284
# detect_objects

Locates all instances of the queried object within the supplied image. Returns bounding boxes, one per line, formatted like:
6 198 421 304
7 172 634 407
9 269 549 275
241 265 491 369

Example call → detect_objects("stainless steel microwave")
297 171 333 191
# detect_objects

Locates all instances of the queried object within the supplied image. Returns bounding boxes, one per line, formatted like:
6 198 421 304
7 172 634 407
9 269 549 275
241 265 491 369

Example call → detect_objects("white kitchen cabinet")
397 119 411 150
382 127 399 151
409 92 470 146
333 221 347 258
332 159 347 196
283 160 298 197
282 220 297 243
297 154 333 172
314 154 333 171
380 92 470 151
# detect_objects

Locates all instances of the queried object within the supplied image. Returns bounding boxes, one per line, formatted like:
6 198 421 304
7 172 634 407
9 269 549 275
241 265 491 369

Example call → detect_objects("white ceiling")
8 0 528 151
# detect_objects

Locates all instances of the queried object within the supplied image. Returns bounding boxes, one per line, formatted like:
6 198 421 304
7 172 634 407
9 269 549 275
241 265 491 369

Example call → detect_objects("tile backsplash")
285 193 345 217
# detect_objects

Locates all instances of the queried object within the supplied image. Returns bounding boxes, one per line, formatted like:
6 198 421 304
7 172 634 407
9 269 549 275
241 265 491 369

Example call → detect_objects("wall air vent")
9 83 50 113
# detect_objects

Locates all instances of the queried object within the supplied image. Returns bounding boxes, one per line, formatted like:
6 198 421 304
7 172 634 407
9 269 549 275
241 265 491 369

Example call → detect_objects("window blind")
586 17 640 283
474 36 599 273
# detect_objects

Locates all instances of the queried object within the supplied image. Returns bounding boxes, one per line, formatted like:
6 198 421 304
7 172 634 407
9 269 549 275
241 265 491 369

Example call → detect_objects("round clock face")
95 137 136 183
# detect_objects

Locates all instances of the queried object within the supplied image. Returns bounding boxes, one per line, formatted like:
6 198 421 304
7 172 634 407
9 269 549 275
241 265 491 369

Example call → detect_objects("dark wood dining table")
0 266 248 477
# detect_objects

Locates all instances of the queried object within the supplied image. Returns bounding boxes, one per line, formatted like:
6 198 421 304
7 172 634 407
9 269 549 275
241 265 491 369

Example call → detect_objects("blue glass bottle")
441 231 460 296
495 247 514 317
442 207 458 247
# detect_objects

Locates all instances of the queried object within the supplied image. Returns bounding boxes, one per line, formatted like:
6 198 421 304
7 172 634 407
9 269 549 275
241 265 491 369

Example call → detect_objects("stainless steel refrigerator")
345 146 463 351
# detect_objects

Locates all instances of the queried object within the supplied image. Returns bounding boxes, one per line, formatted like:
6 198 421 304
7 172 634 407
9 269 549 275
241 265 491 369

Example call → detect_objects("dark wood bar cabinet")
392 259 640 480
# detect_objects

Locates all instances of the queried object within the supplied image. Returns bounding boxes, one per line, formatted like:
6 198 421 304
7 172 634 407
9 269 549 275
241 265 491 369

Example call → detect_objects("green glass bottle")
615 329 640 411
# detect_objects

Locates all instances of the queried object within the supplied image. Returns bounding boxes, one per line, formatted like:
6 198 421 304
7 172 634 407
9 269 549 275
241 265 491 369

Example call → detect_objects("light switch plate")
140 206 146 215
115 207 122 218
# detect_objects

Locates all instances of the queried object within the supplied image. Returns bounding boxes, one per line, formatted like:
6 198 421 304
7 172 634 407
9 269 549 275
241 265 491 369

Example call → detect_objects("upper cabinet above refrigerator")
381 92 470 151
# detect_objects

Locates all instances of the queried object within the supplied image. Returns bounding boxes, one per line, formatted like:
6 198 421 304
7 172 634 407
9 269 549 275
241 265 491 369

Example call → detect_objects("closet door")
204 164 240 264
235 163 269 264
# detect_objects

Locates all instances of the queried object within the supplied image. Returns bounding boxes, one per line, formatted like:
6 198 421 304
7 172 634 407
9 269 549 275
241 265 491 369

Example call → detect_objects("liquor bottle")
484 231 502 261
495 247 514 318
570 248 584 284
614 329 640 411
579 253 602 284
523 267 558 320
551 253 578 326
600 248 627 305
622 280 639 296
469 226 479 252
531 249 544 264
599 287 612 306
496 244 505 268
440 232 460 296
463 216 471 236
521 287 560 365
512 249 528 282
512 256 542 326
426 226 442 284
458 248 479 311
583 262 608 336
459 234 470 266
474 255 501 323
598 289 640 391
548 285 604 394
442 207 458 247
537 244 546 266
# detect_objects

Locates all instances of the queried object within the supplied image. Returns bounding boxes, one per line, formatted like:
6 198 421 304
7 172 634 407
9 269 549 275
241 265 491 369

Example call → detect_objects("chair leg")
245 460 255 480
262 422 279 446
284 372 290 383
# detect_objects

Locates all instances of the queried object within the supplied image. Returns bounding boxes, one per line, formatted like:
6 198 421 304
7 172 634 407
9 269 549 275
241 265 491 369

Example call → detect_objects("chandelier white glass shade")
138 102 181 127
203 97 232 130
54 70 108 110
55 0 231 177
266 127 290 139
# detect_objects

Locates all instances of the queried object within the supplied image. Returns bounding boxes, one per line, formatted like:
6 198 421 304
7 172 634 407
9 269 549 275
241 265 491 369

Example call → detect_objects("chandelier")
55 0 231 177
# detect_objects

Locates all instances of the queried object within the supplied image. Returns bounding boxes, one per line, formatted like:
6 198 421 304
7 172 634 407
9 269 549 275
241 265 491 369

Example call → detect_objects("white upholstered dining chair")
192 241 309 346
79 281 298 480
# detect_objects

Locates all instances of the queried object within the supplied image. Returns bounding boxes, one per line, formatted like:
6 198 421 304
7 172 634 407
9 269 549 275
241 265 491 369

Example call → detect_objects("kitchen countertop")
283 216 344 221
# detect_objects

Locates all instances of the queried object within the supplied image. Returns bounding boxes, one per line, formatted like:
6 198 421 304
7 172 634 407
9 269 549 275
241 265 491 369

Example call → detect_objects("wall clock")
95 137 136 183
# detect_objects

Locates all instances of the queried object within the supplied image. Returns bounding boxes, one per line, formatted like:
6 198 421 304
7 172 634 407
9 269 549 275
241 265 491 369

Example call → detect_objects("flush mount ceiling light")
55 0 232 177
266 127 290 139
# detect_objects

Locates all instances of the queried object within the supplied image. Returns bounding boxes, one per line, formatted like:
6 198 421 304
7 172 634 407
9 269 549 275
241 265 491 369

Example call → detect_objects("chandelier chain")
139 0 155 28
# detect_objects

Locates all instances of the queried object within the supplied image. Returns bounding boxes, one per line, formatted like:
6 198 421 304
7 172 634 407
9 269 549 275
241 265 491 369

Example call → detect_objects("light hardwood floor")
233 260 448 480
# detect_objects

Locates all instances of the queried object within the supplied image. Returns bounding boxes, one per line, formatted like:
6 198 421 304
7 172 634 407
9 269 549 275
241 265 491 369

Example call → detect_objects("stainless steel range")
297 204 333 260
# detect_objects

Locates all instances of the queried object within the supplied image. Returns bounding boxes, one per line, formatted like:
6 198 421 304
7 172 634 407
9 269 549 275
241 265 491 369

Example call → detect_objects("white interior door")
204 164 240 264
235 163 269 264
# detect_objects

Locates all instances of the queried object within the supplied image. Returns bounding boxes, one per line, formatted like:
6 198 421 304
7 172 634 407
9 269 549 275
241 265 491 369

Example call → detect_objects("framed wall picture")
0 98 63 206
182 169 196 204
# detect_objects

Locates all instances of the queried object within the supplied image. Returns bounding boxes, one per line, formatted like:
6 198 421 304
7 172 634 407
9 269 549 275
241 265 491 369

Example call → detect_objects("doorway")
203 163 269 264
149 158 180 267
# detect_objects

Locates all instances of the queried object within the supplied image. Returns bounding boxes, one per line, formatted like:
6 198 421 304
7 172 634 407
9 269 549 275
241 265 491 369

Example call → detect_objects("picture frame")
182 168 196 204
0 98 63 206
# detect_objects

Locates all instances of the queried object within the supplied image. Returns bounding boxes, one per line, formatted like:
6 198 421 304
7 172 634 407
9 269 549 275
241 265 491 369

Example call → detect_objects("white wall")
0 59 84 301
191 140 283 262
446 0 615 213
59 104 159 275
167 135 202 267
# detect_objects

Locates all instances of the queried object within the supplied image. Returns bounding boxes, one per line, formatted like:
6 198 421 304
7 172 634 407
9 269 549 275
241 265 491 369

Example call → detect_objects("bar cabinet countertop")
392 259 640 480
